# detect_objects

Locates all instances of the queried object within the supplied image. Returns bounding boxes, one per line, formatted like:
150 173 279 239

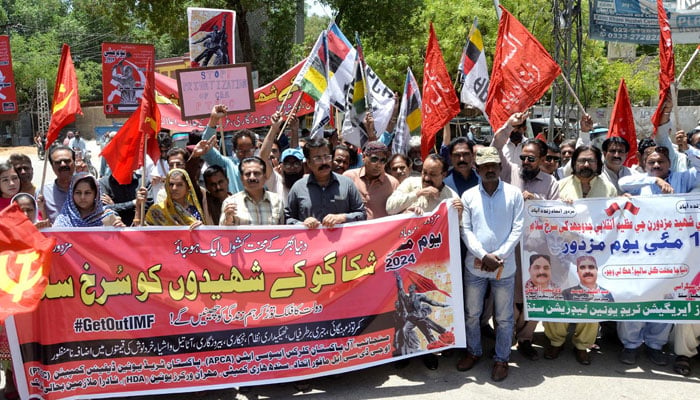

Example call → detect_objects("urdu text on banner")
7 202 464 400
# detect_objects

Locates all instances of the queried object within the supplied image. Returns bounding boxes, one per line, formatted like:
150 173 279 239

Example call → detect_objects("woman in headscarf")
53 173 124 228
143 168 205 228
0 161 20 210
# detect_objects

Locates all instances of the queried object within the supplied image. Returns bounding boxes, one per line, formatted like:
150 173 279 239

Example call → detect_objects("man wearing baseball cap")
457 146 524 382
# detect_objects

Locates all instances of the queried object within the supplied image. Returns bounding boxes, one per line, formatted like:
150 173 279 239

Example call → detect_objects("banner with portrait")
523 194 700 322
0 35 18 118
101 43 155 116
188 8 235 68
6 202 464 400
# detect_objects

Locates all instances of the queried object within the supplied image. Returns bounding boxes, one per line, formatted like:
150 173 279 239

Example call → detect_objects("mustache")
582 272 595 278
536 273 549 278
246 179 259 184
457 161 469 166
319 164 331 170
58 166 71 172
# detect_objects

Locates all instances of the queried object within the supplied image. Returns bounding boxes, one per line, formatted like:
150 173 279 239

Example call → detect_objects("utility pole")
36 78 50 136
549 0 583 142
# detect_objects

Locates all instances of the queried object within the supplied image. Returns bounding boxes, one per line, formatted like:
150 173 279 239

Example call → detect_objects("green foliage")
2 0 699 114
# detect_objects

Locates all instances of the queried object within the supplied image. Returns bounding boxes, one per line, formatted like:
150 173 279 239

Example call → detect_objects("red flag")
485 6 561 132
650 0 675 133
190 12 228 37
399 268 450 297
608 79 638 167
101 61 161 185
0 204 55 320
421 23 461 159
45 44 82 148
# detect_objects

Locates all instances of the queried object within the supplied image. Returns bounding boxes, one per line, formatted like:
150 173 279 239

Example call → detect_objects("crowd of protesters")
2 99 700 397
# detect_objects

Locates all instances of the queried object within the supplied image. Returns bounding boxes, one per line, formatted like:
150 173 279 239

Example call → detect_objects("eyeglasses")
368 156 387 164
545 155 561 162
311 154 333 164
575 158 596 165
519 155 537 163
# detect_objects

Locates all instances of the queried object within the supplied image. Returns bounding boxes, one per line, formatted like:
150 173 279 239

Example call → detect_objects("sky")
306 0 334 17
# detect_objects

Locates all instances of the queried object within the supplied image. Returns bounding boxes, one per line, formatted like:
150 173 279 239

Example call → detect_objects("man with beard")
258 111 302 203
40 145 76 223
285 138 366 228
9 154 36 196
556 145 617 200
457 147 523 382
220 156 284 225
544 145 616 366
386 154 461 216
601 136 637 194
343 141 398 219
443 137 479 196
203 165 230 224
492 113 559 201
147 130 173 199
500 115 527 164
492 112 559 360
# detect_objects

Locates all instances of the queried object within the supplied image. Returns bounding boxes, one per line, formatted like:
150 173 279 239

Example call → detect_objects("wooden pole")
138 134 148 224
559 74 586 116
278 94 304 140
219 124 227 157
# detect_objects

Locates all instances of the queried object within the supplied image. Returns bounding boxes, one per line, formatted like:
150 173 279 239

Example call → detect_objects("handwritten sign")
176 63 254 120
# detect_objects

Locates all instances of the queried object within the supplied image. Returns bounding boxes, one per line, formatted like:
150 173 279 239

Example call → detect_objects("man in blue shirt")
457 147 524 382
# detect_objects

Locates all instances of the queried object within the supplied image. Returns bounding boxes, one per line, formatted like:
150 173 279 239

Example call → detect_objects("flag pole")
138 135 148 224
39 151 50 198
672 82 680 129
277 84 297 117
677 44 700 84
219 124 227 157
559 73 586 115
277 94 303 140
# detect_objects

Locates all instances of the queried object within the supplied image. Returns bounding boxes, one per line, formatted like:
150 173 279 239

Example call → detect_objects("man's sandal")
673 355 692 376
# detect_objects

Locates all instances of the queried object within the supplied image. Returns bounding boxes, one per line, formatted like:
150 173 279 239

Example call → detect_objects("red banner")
0 205 55 319
0 35 18 117
151 61 314 133
421 23 460 159
485 6 561 131
102 43 155 116
608 79 638 167
7 203 463 400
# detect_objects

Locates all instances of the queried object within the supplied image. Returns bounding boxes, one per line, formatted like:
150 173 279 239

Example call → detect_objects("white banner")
523 194 700 322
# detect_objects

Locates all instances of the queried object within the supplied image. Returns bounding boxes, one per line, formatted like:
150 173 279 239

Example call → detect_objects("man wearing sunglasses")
492 112 560 361
343 141 398 220
540 142 563 180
